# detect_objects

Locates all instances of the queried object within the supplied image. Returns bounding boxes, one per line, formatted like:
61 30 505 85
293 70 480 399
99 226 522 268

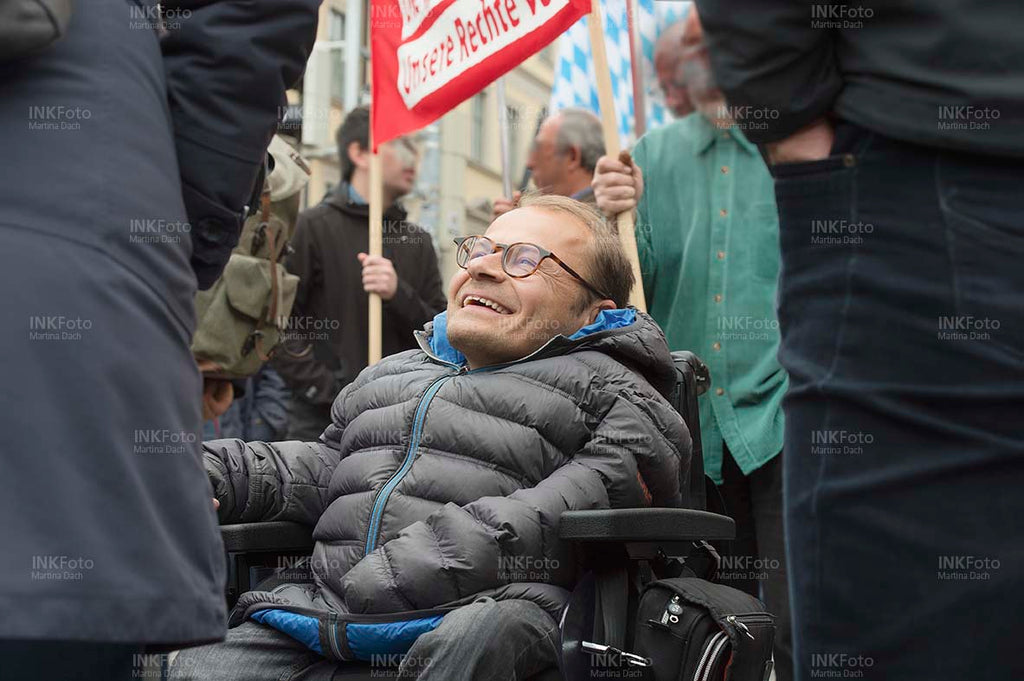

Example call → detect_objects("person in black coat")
274 106 447 440
0 2 319 679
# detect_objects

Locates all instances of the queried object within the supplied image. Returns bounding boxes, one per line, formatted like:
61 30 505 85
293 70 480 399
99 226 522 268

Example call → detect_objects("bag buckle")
242 330 263 357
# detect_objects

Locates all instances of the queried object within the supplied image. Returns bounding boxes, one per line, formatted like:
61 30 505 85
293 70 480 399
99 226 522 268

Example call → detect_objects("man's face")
380 137 418 198
525 117 568 195
445 208 601 369
681 44 723 118
655 51 692 118
679 12 726 120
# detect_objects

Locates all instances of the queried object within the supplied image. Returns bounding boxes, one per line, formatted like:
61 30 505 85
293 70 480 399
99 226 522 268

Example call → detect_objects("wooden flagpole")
626 0 646 139
368 127 383 365
588 0 647 312
496 77 514 199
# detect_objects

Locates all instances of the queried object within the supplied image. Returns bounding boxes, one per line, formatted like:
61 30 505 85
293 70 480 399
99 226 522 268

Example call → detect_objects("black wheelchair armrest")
558 508 735 543
220 522 315 608
559 508 735 577
221 521 315 553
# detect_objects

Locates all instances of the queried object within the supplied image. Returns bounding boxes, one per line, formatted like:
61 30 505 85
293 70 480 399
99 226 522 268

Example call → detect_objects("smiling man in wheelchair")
175 193 691 680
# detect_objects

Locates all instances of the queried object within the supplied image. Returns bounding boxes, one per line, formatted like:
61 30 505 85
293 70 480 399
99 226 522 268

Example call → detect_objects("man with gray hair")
654 19 695 119
492 108 605 218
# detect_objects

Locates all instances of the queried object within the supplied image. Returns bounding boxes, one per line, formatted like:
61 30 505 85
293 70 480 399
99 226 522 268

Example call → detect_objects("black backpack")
632 578 775 681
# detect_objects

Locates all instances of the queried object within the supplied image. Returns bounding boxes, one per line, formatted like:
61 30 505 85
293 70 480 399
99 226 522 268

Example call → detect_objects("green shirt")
633 114 787 483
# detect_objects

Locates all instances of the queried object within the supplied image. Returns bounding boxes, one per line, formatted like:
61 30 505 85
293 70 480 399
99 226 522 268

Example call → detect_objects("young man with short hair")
274 106 447 439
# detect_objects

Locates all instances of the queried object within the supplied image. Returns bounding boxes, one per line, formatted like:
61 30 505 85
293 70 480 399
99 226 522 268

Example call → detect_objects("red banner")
371 0 590 149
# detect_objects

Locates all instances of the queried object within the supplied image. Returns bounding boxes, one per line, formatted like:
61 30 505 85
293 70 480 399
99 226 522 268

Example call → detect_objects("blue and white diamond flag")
550 0 691 148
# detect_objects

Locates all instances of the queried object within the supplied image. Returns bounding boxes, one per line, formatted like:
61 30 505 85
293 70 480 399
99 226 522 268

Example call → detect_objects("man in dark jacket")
0 2 318 679
275 106 446 439
175 194 690 680
694 1 1024 678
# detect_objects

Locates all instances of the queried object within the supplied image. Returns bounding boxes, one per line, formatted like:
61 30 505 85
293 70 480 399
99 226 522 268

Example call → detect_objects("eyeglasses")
454 235 612 302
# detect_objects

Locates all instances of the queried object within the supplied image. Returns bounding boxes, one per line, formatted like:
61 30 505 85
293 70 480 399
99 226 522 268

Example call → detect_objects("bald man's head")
654 20 687 61
682 8 704 48
654 20 693 118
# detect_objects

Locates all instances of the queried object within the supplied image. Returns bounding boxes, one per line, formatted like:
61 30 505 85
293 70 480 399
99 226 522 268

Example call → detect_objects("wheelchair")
219 351 737 680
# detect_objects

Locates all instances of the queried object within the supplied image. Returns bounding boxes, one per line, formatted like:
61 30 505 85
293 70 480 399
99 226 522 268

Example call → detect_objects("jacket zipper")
363 336 567 555
364 373 453 554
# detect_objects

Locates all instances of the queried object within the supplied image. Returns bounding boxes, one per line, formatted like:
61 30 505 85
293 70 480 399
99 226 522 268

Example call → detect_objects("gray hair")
552 108 605 174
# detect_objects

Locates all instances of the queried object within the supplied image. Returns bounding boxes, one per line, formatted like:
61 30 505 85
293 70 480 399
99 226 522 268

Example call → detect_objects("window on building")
329 9 346 103
471 93 487 163
329 9 344 39
506 104 521 181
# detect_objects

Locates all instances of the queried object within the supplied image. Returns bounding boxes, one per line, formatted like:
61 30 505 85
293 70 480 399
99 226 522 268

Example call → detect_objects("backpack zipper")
725 613 773 640
659 594 683 625
690 614 772 681
692 630 729 681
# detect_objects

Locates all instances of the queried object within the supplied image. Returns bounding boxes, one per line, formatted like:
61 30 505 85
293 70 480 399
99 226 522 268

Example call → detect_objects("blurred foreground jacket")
163 0 320 287
0 0 319 646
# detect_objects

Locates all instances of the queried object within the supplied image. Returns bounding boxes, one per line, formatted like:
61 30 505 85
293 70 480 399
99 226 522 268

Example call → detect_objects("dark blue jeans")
773 123 1024 680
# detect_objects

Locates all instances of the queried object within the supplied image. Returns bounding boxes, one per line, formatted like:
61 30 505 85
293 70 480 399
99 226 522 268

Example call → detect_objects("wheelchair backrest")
668 351 710 512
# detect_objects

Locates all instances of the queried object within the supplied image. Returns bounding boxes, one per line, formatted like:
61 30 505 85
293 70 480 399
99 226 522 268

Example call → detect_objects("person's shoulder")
296 201 336 229
522 350 664 422
633 116 703 190
304 197 343 219
355 348 440 392
637 114 702 155
373 346 428 370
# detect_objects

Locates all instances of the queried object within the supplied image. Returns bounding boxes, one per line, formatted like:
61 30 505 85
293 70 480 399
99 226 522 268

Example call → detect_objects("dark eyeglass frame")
454 235 612 302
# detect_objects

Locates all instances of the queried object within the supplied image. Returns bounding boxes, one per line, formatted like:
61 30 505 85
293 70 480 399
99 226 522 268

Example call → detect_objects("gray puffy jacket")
205 309 690 656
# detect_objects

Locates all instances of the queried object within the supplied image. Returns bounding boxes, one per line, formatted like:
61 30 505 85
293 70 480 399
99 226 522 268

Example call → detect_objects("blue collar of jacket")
692 113 758 156
326 183 408 222
423 308 638 367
